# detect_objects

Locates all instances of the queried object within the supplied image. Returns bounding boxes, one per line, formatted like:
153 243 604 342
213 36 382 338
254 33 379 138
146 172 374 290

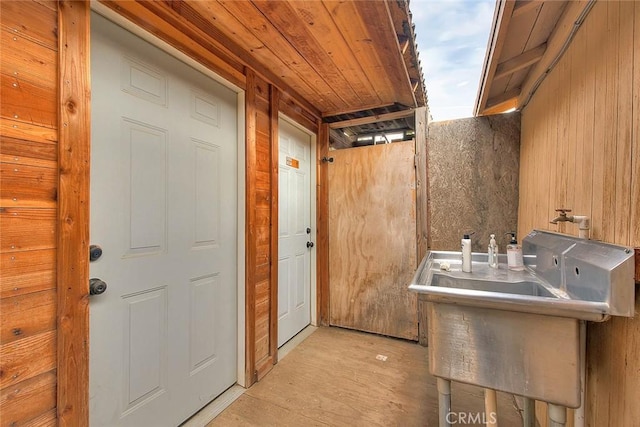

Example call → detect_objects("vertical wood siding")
519 2 640 425
0 1 59 425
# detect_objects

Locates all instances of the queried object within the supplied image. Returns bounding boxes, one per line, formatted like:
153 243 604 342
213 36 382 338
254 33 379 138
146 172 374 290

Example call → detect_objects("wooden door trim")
244 69 258 386
57 1 91 425
316 123 330 325
269 86 280 363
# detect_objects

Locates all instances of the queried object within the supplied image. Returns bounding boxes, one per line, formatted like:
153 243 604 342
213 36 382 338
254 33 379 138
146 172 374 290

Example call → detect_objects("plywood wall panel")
520 2 640 426
0 330 56 390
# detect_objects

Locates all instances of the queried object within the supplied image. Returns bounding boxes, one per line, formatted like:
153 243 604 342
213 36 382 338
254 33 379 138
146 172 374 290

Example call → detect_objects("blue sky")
410 0 495 121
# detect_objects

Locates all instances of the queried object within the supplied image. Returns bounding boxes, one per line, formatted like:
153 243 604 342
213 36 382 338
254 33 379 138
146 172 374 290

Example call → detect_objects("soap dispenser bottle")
505 232 524 271
488 234 499 268
461 232 473 273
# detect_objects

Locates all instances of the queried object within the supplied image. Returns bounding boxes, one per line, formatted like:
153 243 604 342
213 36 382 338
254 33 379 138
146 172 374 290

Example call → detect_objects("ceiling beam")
327 109 414 129
512 0 543 18
494 43 547 80
486 87 521 109
517 0 595 109
483 97 518 116
474 0 517 116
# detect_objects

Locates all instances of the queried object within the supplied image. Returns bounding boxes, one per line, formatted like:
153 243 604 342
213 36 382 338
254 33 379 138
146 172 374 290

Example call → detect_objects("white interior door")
89 14 238 426
277 119 312 347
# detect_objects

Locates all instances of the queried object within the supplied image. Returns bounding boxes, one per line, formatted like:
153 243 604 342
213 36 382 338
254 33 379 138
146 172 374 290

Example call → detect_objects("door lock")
89 278 107 295
307 241 314 248
89 244 103 262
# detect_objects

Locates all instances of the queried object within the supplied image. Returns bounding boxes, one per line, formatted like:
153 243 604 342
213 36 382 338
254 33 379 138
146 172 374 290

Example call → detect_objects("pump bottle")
505 232 524 271
488 234 499 268
461 232 473 272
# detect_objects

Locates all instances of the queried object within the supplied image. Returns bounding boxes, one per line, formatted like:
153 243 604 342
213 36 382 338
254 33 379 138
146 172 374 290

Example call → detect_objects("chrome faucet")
550 208 590 239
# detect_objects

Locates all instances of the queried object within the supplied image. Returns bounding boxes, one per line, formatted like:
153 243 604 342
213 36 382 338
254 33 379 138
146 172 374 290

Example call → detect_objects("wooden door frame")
272 113 319 350
57 1 91 425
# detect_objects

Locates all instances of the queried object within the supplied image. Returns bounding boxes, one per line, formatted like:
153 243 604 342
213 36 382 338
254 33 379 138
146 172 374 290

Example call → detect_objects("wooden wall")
519 1 640 425
0 1 322 424
0 0 59 425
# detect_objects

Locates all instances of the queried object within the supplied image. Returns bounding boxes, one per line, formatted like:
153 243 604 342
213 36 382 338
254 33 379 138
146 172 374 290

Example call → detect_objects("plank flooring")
209 327 522 426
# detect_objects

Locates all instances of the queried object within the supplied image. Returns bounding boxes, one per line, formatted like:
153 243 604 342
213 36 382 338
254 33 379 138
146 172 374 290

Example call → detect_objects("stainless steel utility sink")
409 230 635 407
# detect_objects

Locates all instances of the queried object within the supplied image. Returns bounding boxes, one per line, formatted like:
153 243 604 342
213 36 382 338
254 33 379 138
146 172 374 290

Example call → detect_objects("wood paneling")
0 371 57 427
0 1 58 49
0 162 57 208
0 1 59 425
1 74 57 128
0 249 56 298
0 137 57 169
57 1 90 425
0 208 56 253
520 2 640 425
329 142 418 340
1 290 56 344
0 330 56 390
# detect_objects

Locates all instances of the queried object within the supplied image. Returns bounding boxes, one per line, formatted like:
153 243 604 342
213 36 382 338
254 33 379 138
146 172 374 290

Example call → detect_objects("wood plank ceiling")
103 0 427 119
475 0 596 116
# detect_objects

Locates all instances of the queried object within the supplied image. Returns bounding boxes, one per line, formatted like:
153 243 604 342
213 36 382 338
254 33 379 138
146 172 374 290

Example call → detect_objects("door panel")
328 141 418 340
90 14 237 426
277 120 312 347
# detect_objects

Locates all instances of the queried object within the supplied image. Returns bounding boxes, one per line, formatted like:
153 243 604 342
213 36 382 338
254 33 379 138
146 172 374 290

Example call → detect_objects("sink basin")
409 230 636 407
430 274 556 298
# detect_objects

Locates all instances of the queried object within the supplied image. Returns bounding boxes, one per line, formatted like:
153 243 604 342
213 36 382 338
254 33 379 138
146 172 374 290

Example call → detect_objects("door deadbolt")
89 244 103 262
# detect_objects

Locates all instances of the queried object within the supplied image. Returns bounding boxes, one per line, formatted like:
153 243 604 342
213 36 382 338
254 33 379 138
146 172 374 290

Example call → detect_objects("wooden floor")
209 327 522 426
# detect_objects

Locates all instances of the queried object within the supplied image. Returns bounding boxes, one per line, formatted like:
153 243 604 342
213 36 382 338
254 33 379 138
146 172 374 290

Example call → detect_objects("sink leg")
522 398 535 427
548 403 567 427
484 389 498 427
437 378 452 427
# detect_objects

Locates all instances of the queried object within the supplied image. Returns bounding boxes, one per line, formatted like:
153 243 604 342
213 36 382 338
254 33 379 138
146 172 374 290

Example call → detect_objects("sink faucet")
550 208 590 239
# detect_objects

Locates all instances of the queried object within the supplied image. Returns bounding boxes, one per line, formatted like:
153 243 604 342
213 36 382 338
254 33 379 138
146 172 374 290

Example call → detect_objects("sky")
409 0 495 121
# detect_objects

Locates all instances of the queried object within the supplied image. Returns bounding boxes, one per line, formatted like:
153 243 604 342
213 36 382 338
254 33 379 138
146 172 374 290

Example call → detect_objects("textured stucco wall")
428 113 520 252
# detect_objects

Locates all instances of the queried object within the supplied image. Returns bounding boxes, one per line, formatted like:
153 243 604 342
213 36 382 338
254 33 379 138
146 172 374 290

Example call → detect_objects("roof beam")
512 0 543 18
327 109 414 129
474 0 517 116
517 0 595 108
486 87 521 109
494 43 547 80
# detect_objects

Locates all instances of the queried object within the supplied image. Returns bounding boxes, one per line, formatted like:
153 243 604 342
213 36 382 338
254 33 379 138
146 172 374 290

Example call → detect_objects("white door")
89 14 238 426
277 119 312 347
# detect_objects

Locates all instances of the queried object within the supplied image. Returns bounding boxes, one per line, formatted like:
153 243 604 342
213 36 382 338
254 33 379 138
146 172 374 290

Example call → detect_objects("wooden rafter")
494 43 547 80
